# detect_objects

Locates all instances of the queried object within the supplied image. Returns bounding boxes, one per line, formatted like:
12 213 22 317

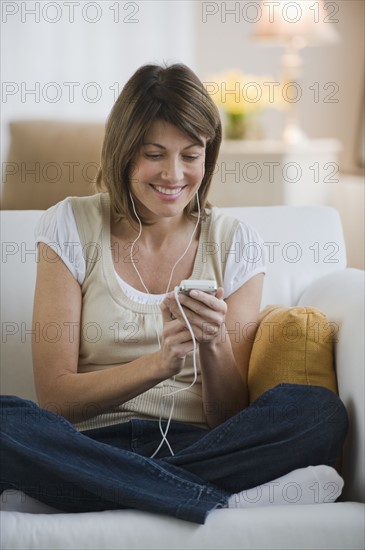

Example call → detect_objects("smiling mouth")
150 185 186 196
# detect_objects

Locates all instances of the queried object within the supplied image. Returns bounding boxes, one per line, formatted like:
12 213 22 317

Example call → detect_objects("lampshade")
254 0 340 47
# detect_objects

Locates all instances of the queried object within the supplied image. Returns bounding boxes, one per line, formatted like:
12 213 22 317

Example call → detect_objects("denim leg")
0 385 348 521
163 384 349 493
82 418 208 458
0 395 228 523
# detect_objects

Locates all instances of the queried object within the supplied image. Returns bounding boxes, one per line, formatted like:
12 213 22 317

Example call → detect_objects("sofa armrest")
298 268 365 503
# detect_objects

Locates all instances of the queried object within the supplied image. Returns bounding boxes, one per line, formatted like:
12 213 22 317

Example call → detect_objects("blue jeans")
0 384 348 524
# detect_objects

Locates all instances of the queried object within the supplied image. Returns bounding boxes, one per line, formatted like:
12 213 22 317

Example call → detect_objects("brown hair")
96 63 222 223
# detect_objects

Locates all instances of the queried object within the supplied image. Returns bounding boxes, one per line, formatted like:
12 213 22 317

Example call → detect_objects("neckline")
115 271 166 303
100 193 211 314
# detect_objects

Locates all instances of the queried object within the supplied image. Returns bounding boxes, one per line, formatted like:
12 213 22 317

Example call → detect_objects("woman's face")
129 120 206 222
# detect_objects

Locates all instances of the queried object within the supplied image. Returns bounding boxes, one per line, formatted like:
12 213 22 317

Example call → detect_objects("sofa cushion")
1 503 364 550
248 305 338 403
2 120 104 210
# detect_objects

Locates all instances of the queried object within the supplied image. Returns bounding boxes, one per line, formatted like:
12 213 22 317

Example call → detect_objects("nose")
161 156 184 184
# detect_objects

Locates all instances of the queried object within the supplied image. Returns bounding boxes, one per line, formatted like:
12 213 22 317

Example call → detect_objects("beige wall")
194 0 365 175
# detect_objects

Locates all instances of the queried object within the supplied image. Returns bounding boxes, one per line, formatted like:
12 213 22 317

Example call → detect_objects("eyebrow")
142 142 205 150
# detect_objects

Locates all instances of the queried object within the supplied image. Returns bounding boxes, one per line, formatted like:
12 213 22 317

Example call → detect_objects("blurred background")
1 0 364 267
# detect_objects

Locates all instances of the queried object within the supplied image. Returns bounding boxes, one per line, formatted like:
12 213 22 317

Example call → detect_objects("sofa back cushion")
219 206 346 308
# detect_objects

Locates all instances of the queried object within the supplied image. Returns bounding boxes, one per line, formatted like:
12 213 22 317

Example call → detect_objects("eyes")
144 153 201 162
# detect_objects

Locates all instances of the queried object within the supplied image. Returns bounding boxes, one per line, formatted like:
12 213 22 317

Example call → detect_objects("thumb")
216 287 224 300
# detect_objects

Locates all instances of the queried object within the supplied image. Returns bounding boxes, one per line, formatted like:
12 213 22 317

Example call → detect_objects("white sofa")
1 205 364 550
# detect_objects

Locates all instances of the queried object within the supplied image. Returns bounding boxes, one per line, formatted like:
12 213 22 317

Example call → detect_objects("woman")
0 64 348 524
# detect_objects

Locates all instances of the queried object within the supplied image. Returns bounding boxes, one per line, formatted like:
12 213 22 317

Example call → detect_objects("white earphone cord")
129 192 201 457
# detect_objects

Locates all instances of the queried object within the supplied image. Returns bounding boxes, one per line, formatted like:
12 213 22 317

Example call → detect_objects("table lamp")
253 0 340 144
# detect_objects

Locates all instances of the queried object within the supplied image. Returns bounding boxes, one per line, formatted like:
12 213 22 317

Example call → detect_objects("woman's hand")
162 275 264 428
162 287 227 346
159 301 195 376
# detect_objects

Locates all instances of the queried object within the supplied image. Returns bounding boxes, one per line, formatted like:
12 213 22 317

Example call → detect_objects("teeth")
153 185 183 195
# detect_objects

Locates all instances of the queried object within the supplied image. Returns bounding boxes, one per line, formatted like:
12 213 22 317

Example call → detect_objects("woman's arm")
163 273 264 428
199 274 264 427
32 243 193 424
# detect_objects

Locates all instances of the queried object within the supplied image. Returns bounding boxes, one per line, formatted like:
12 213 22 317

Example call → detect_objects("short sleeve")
34 198 85 285
223 221 266 298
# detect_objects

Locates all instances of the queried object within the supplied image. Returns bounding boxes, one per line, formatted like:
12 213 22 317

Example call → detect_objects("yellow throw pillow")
248 305 338 403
